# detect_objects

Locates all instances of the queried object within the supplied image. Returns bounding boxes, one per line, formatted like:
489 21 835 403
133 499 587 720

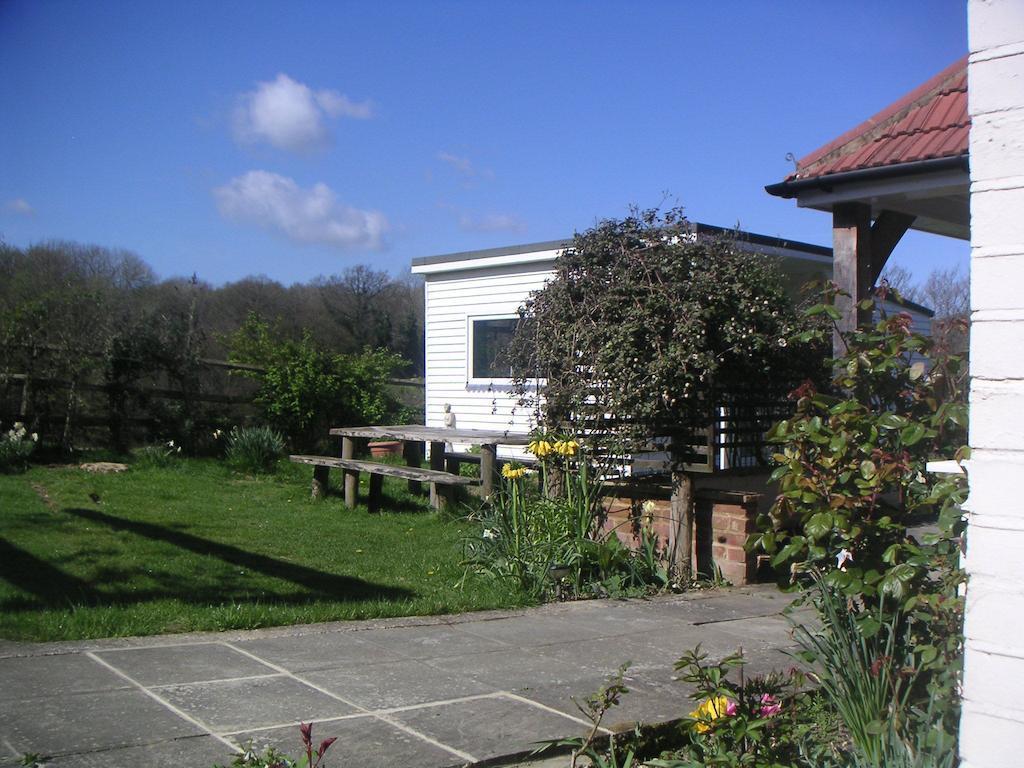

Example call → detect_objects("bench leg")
403 440 424 495
429 440 446 508
342 437 358 509
311 465 329 500
368 473 384 513
431 482 453 511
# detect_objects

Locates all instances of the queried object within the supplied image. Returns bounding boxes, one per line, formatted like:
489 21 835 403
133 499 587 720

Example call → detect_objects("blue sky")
0 0 968 286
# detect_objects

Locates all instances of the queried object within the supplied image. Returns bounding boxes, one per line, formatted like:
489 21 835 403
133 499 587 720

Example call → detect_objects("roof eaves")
765 154 969 199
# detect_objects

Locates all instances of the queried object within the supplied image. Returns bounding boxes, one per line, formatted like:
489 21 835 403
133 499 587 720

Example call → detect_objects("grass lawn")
0 458 527 642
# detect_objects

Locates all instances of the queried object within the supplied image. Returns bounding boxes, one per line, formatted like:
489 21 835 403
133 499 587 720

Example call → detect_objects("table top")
328 424 532 445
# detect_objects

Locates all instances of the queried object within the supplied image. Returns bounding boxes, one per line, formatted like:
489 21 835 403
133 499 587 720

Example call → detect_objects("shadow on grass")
0 537 101 605
321 486 436 515
0 508 416 611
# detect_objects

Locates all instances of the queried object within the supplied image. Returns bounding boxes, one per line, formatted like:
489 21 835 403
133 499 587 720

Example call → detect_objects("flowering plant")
643 646 834 767
0 421 38 472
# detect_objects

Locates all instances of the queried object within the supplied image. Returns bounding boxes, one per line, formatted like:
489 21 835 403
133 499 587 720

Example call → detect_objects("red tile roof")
783 57 968 183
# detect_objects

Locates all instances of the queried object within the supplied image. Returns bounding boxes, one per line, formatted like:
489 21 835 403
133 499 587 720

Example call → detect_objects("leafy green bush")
225 425 285 474
0 422 38 472
748 292 967 766
228 314 407 451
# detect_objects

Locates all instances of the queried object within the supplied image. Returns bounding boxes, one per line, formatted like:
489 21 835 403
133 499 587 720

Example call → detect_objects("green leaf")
918 645 939 665
860 460 876 479
877 413 907 429
901 423 927 446
805 512 832 539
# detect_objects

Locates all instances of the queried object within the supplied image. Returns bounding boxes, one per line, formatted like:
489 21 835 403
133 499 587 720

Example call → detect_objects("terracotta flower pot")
368 440 403 458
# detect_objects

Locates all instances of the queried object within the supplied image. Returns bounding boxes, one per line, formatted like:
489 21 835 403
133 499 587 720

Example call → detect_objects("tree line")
0 239 424 452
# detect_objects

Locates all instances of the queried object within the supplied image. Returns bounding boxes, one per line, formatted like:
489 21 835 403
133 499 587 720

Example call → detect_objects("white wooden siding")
423 261 555 455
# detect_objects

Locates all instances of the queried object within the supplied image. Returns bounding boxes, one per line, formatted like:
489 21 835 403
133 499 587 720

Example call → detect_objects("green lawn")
0 459 527 641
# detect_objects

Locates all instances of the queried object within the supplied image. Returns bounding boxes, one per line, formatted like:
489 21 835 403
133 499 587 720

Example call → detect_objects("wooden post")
429 440 446 508
403 440 424 495
668 454 694 582
479 443 499 498
368 473 384 513
311 465 329 500
831 202 873 357
342 437 358 509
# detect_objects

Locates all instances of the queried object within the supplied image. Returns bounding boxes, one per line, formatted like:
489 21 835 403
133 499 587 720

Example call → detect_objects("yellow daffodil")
527 439 554 458
688 696 737 733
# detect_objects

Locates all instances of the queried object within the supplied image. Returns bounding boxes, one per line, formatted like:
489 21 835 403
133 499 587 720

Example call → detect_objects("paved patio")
0 586 801 767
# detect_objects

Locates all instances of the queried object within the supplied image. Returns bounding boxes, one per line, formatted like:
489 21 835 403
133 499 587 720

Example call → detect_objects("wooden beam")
869 210 916 284
832 202 873 355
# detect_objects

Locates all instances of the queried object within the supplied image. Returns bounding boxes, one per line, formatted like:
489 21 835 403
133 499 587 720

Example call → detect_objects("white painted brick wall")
970 252 1024 309
969 111 1024 180
962 2 1024 765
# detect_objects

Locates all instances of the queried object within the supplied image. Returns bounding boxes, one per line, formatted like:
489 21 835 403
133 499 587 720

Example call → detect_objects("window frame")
467 314 520 385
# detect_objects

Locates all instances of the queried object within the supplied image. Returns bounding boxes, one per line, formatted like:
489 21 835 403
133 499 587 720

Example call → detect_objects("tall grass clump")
225 425 285 474
133 440 182 469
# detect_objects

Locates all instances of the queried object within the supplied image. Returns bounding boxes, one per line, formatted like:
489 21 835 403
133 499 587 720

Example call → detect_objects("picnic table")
291 425 531 510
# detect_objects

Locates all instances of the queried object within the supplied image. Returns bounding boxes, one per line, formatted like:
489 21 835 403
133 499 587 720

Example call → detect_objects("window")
470 317 518 380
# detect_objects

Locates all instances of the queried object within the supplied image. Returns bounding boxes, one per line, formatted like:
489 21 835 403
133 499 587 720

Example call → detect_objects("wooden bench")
290 455 476 511
443 451 480 475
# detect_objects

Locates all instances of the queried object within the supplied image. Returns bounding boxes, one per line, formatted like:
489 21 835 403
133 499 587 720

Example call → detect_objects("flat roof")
411 222 832 269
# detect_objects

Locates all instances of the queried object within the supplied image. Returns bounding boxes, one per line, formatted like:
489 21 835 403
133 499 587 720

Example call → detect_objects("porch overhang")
765 155 970 241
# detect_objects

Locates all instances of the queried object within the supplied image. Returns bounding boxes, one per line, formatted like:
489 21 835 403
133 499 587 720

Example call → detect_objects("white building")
411 224 931 457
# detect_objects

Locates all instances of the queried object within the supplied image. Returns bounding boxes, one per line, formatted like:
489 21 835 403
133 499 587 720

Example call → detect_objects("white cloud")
437 151 494 183
4 198 34 216
233 74 373 152
315 90 373 120
214 171 387 250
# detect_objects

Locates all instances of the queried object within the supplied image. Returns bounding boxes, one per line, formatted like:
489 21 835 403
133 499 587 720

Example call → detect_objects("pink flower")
758 693 782 717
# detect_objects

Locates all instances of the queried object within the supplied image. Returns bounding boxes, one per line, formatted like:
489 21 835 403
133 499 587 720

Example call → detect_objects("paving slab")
0 587 800 767
93 642 278 687
351 623 513 661
312 658 493 710
231 715 465 768
42 735 230 768
231 630 407 672
389 694 590 763
425 647 588 691
0 688 204 758
156 675 358 734
0 653 129 703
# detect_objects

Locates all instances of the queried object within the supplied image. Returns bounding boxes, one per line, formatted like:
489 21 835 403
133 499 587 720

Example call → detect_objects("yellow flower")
554 439 579 457
527 439 554 457
688 696 737 733
502 464 528 480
